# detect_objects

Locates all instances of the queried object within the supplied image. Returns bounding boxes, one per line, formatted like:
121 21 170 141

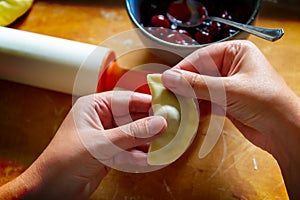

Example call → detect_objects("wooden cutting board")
1 0 300 199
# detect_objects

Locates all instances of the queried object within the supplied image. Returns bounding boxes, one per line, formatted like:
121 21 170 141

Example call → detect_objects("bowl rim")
125 0 261 49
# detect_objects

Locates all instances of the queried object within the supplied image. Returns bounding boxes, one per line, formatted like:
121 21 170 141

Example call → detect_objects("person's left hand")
5 91 166 200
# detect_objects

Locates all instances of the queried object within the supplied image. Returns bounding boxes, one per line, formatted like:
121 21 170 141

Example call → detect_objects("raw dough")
147 74 199 165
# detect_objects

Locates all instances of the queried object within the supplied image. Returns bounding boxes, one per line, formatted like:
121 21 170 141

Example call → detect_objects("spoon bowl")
167 0 284 41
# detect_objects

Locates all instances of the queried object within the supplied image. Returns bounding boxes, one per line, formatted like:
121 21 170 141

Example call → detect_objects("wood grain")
1 0 299 199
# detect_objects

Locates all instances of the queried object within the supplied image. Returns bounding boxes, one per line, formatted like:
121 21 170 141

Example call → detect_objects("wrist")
270 92 300 162
269 91 300 199
273 122 300 200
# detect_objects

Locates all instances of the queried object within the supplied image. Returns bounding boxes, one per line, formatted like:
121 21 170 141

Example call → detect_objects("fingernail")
147 116 166 136
162 70 181 89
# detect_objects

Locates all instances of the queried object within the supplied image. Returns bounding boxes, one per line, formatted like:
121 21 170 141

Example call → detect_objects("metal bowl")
125 0 261 57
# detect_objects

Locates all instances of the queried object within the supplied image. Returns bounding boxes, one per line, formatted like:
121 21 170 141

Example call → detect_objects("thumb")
103 116 167 153
162 69 227 106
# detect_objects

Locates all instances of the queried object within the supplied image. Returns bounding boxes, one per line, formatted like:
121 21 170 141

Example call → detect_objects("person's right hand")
161 40 300 199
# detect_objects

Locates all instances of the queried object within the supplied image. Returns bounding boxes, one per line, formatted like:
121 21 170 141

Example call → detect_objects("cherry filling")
140 0 252 45
197 3 208 24
167 0 191 22
145 27 199 45
150 15 171 28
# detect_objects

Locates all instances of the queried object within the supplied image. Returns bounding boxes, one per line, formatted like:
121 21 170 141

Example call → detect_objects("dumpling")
147 74 199 165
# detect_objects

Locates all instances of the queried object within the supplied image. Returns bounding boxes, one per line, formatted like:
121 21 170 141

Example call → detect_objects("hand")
161 40 300 199
0 91 166 200
162 40 298 155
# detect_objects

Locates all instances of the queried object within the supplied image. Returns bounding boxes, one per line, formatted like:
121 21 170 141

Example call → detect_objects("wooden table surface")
1 0 299 199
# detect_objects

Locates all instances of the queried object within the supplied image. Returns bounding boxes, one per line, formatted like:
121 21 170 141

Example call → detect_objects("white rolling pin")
0 26 115 96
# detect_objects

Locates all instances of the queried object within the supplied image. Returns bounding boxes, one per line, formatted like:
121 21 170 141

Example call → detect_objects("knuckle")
189 72 201 91
128 122 140 139
75 95 90 105
128 119 148 139
223 77 233 92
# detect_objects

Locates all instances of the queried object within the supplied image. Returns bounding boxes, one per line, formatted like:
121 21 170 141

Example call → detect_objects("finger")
162 69 227 106
127 91 152 113
107 150 149 167
134 143 150 153
110 91 152 127
174 46 222 76
80 116 166 163
104 116 167 154
113 111 151 127
102 149 164 172
173 40 247 76
114 112 150 127
93 91 152 128
94 91 152 116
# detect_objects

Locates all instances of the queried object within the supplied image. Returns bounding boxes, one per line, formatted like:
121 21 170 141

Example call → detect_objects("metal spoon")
167 0 284 42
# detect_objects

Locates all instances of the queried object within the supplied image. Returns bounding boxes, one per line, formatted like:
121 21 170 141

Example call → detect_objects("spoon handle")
209 16 284 42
